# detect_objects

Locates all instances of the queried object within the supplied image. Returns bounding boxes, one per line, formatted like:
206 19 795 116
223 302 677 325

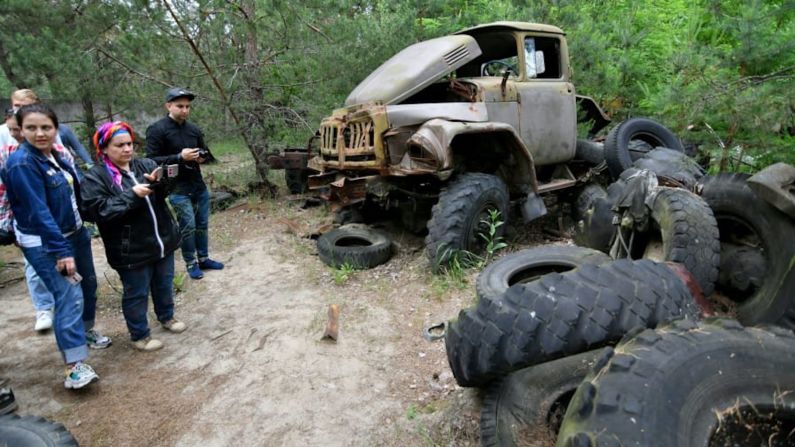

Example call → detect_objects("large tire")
316 224 393 269
481 350 601 447
476 245 611 304
425 173 509 269
571 185 616 253
630 187 720 296
697 173 795 328
557 318 795 447
632 147 704 188
604 118 684 179
0 414 79 446
445 259 699 387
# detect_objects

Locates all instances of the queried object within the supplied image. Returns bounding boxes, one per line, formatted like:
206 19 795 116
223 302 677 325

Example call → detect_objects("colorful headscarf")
92 121 136 189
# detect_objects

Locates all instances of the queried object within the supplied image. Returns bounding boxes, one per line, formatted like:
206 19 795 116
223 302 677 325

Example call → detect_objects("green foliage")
332 262 357 285
478 209 508 265
0 0 791 175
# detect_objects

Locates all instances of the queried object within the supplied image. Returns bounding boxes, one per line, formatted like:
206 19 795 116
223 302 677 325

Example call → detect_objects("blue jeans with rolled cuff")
21 230 92 364
169 186 210 267
116 253 175 341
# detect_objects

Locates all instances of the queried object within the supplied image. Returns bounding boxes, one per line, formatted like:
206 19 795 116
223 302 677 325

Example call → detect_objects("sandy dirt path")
0 200 493 446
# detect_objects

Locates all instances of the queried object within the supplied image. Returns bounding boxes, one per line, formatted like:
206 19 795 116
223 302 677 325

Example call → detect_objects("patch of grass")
208 139 248 157
173 272 186 293
332 263 357 285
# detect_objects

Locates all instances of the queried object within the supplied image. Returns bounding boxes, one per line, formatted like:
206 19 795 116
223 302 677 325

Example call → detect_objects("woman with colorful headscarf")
82 121 187 352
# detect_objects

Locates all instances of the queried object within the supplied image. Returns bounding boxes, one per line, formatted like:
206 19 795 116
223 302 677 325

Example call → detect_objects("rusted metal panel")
266 150 307 170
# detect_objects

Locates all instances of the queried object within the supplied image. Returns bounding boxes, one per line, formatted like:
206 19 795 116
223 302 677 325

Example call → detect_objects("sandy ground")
0 193 563 446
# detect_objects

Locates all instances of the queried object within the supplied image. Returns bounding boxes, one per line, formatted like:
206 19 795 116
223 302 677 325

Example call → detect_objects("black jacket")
81 158 181 270
145 115 214 194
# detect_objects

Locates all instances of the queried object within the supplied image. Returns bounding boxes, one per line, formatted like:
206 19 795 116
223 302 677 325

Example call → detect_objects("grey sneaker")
161 319 187 333
64 362 99 389
86 329 112 349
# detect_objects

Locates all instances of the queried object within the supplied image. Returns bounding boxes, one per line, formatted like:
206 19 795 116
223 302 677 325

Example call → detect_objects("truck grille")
319 119 377 166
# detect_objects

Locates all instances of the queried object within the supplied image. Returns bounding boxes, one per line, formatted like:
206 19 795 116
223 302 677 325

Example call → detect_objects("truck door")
516 35 577 166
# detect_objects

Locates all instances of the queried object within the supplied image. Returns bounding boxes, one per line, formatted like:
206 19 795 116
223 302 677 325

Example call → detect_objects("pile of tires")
441 243 707 445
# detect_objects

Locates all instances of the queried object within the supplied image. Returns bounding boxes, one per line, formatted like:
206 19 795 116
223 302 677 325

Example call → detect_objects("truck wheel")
444 259 699 387
285 169 309 194
558 318 795 447
316 224 393 269
476 245 610 304
0 414 78 446
698 174 795 328
629 187 720 296
480 350 600 447
425 173 509 270
604 118 684 179
571 185 616 253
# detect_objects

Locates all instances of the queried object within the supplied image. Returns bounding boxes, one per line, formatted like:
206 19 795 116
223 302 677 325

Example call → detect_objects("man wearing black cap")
145 87 224 280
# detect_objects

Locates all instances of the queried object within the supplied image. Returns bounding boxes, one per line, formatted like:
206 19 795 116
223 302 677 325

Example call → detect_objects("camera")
197 148 209 158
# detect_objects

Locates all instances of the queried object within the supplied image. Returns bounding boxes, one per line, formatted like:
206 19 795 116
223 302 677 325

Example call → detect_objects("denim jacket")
1 142 82 258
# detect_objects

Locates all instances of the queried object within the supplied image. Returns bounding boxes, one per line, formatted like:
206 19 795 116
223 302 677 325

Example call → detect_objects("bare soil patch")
0 185 569 446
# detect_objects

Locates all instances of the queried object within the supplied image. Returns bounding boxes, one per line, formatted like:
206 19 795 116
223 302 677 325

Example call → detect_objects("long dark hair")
15 103 59 129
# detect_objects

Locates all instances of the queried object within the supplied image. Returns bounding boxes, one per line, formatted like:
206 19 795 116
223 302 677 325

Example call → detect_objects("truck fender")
407 119 540 195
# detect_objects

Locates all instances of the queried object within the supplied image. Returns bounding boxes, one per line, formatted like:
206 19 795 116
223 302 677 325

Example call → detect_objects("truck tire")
444 259 699 387
476 245 610 304
557 318 795 447
480 349 601 447
316 225 393 269
632 147 704 188
697 173 795 328
630 187 720 296
0 414 78 446
425 173 509 270
604 118 684 179
571 185 616 253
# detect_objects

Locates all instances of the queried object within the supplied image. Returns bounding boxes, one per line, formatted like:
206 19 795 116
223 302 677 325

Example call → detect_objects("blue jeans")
169 186 210 266
71 227 98 331
24 259 54 311
21 229 95 364
116 253 175 341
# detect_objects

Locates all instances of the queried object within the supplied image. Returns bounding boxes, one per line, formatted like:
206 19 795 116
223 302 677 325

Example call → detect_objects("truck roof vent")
443 45 469 67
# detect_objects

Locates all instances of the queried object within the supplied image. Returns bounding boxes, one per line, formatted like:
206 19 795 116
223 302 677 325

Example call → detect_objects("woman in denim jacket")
1 104 108 390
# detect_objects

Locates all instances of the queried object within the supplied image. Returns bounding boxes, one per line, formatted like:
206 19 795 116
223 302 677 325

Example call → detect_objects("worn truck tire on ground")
0 414 78 446
445 259 699 387
697 173 795 328
480 349 601 447
316 225 393 269
604 118 684 179
476 245 611 304
631 187 720 296
557 318 795 447
425 173 509 270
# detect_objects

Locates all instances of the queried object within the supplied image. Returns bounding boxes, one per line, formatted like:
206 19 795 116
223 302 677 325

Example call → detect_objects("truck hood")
344 35 482 107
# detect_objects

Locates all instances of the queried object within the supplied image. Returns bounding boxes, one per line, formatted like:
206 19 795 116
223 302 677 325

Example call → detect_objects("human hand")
143 167 163 183
180 148 201 161
132 184 153 197
56 257 76 276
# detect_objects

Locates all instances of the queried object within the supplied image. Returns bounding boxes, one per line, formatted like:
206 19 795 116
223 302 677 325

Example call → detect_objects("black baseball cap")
165 87 196 102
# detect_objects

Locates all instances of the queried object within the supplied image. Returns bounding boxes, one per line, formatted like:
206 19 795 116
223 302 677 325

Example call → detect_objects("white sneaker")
34 310 53 331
